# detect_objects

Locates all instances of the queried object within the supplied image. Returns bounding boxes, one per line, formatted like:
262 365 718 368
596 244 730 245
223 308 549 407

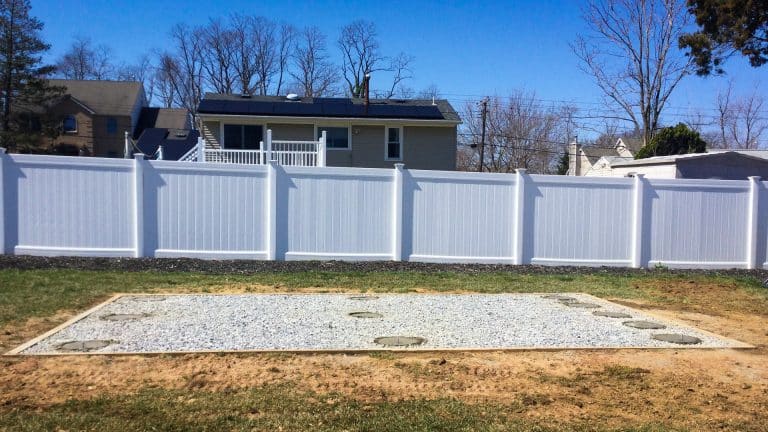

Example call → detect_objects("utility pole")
478 97 489 172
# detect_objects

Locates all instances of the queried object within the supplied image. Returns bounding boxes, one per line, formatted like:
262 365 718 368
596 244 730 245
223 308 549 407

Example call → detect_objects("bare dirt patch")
2 280 767 430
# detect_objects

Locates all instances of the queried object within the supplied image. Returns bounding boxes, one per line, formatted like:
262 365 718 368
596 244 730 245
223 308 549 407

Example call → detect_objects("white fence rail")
1 148 766 269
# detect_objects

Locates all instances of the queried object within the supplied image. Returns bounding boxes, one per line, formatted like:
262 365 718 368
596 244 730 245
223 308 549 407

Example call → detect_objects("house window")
317 127 349 149
223 124 262 149
386 127 402 160
62 115 77 133
106 117 117 134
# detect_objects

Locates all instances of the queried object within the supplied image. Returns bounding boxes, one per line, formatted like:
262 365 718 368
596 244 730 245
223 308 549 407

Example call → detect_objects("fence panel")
1 153 766 269
149 161 269 259
528 175 635 266
407 170 517 263
761 181 768 269
647 179 750 268
9 155 134 256
281 166 394 260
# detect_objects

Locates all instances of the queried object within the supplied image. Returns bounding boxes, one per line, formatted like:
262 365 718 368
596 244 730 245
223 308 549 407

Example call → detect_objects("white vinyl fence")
1 149 766 269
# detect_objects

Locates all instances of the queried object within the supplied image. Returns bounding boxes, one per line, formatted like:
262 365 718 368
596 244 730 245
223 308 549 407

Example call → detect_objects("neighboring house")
606 151 768 180
46 79 147 157
568 137 642 176
133 107 199 160
196 94 461 170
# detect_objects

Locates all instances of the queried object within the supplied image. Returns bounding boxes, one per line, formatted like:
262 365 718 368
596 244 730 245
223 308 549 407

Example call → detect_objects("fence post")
266 160 278 260
133 153 145 258
0 148 6 255
630 174 646 268
266 129 273 163
157 145 164 161
392 163 405 261
197 137 204 163
318 131 327 167
746 176 760 269
513 169 527 265
124 131 131 158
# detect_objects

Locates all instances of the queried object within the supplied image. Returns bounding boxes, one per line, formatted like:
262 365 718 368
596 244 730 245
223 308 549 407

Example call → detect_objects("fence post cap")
133 153 146 159
0 147 6 154
515 168 527 174
268 160 279 167
748 176 761 181
394 163 405 170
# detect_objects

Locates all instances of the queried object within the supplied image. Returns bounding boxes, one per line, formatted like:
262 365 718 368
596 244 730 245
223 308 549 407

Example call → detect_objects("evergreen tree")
555 150 570 175
0 0 62 151
680 0 768 75
635 123 707 159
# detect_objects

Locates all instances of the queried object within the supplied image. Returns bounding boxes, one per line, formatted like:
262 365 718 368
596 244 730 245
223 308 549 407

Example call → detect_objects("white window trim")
221 122 265 149
384 126 403 161
314 123 352 151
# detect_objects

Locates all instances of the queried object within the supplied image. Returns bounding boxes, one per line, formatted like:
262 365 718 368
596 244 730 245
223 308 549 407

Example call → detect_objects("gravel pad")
16 293 746 354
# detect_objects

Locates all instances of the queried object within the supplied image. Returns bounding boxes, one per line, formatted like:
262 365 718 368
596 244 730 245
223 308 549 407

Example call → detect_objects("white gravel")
17 293 747 354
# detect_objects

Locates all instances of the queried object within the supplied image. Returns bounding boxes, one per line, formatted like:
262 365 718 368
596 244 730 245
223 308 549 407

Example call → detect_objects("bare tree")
713 83 768 149
275 23 295 95
154 54 178 108
460 93 574 174
417 84 441 99
572 0 693 146
56 36 113 80
200 18 236 94
380 52 414 99
338 20 384 97
229 14 257 94
251 16 277 95
167 24 205 120
291 26 337 97
115 54 155 102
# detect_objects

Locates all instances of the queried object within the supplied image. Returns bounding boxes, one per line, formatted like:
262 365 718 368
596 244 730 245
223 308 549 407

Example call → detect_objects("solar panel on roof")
198 97 447 120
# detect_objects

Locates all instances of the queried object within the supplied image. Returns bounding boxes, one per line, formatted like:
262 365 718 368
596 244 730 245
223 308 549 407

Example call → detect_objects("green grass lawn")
0 383 683 432
1 268 766 432
1 268 764 328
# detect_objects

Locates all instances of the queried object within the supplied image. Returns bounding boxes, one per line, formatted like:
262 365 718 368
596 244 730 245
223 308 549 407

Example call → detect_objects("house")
604 151 768 180
568 137 642 176
132 108 199 160
196 94 461 170
46 79 147 157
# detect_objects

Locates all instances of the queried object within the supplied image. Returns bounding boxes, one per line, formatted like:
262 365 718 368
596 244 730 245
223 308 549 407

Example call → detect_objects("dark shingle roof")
136 128 199 160
581 146 620 164
617 137 643 152
48 79 144 116
198 94 461 122
134 108 191 139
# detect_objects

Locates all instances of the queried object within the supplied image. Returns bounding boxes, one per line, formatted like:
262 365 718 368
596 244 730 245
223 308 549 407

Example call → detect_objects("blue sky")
33 0 765 136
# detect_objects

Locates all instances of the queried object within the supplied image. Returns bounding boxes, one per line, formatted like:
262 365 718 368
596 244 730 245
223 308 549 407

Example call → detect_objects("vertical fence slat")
133 153 146 258
513 169 527 265
747 176 760 269
630 174 646 268
392 163 404 261
0 148 5 255
266 161 278 260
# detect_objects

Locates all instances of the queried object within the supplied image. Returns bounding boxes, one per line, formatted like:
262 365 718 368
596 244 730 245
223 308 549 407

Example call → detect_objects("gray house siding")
268 123 314 141
348 125 385 168
676 154 768 180
404 126 456 171
198 119 458 170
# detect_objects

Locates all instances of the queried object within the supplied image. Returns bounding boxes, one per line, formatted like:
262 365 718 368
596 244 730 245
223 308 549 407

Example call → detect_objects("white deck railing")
182 129 326 167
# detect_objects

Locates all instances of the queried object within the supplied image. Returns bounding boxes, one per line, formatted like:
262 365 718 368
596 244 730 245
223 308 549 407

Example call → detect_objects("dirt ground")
2 280 767 430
